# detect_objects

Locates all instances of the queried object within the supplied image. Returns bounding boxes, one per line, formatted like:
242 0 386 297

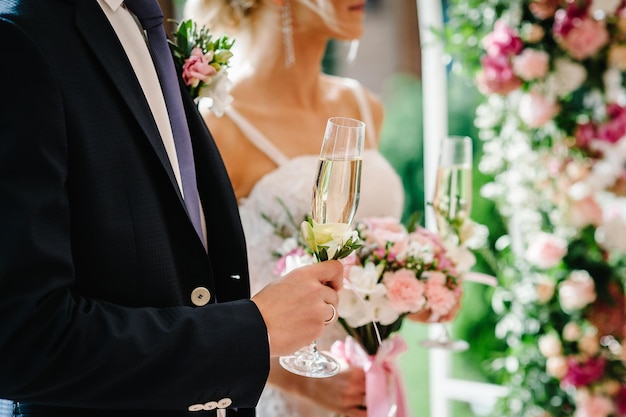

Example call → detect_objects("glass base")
419 338 469 352
279 349 340 378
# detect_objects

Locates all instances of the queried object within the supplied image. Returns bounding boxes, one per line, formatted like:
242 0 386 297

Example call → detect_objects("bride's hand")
270 358 368 417
304 365 368 417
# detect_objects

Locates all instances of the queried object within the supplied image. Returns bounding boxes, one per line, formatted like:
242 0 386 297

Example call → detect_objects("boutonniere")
168 19 235 117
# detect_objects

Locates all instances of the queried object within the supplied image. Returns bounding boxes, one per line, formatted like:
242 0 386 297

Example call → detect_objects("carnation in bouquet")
169 19 235 117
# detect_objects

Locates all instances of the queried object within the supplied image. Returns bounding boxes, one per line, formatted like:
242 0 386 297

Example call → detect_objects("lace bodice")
230 80 405 417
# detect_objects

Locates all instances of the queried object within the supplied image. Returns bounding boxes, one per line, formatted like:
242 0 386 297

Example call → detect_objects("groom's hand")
251 260 343 357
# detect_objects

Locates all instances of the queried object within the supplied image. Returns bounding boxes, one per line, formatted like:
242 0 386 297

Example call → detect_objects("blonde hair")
183 0 337 35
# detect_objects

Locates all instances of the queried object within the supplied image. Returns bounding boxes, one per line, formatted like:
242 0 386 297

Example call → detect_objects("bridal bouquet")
169 19 234 116
444 0 626 415
334 216 475 354
272 214 479 417
273 214 479 352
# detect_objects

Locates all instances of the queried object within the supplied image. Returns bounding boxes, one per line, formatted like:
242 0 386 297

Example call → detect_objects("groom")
0 0 342 416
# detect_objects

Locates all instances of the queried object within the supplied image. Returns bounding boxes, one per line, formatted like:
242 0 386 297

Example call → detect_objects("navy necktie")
124 0 206 249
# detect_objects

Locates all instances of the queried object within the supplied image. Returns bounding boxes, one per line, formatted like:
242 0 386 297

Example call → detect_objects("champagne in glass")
421 135 472 352
432 164 472 239
312 157 362 225
280 116 365 378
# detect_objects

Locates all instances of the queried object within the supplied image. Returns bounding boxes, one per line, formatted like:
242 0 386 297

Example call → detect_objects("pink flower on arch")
513 48 550 80
483 20 524 57
554 5 610 61
525 232 567 269
574 393 614 417
576 122 597 150
569 195 603 228
562 355 606 387
615 386 626 416
529 0 560 20
597 103 626 144
477 54 522 95
518 91 560 128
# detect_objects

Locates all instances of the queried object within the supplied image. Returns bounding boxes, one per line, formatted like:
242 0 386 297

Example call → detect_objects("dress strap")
343 78 377 147
223 106 290 166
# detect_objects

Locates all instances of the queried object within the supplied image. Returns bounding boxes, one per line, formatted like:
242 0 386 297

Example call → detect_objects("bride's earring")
346 39 360 63
280 0 295 68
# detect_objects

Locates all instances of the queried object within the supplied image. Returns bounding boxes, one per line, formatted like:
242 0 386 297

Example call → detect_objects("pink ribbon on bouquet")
463 272 498 287
331 334 410 417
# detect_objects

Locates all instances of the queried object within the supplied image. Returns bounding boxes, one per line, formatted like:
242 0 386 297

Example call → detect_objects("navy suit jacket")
0 0 268 415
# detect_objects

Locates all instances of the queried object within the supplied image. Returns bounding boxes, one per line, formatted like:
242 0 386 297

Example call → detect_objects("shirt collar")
101 0 125 12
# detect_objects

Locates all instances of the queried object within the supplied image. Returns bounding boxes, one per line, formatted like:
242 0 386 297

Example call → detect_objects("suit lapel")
73 0 183 203
74 1 224 255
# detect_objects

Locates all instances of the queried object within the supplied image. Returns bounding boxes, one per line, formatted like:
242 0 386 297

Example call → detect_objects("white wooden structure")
415 1 509 415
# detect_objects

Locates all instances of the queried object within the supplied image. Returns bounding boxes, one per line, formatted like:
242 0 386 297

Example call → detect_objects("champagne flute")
420 136 472 352
279 116 365 377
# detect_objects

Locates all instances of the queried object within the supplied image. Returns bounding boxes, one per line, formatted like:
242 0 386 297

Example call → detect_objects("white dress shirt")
97 0 207 246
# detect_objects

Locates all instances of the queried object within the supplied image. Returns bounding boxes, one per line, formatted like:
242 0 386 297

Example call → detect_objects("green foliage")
443 0 510 80
379 74 425 225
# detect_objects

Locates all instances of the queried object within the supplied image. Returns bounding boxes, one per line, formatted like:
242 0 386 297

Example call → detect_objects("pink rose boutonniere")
169 19 235 117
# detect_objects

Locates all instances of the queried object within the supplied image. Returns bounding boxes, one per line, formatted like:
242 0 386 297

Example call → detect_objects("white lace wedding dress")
230 79 405 417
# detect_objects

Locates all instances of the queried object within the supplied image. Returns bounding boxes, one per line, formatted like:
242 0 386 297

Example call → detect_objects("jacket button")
203 401 218 410
188 404 204 411
217 398 232 408
191 287 211 306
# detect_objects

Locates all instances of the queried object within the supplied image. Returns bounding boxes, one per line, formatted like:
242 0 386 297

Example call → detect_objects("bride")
184 0 405 415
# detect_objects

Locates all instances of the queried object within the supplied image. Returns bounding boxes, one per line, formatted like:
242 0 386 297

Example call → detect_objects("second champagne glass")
420 135 472 352
279 116 365 377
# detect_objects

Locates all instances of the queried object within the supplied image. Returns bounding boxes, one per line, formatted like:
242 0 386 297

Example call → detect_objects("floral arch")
419 0 626 416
